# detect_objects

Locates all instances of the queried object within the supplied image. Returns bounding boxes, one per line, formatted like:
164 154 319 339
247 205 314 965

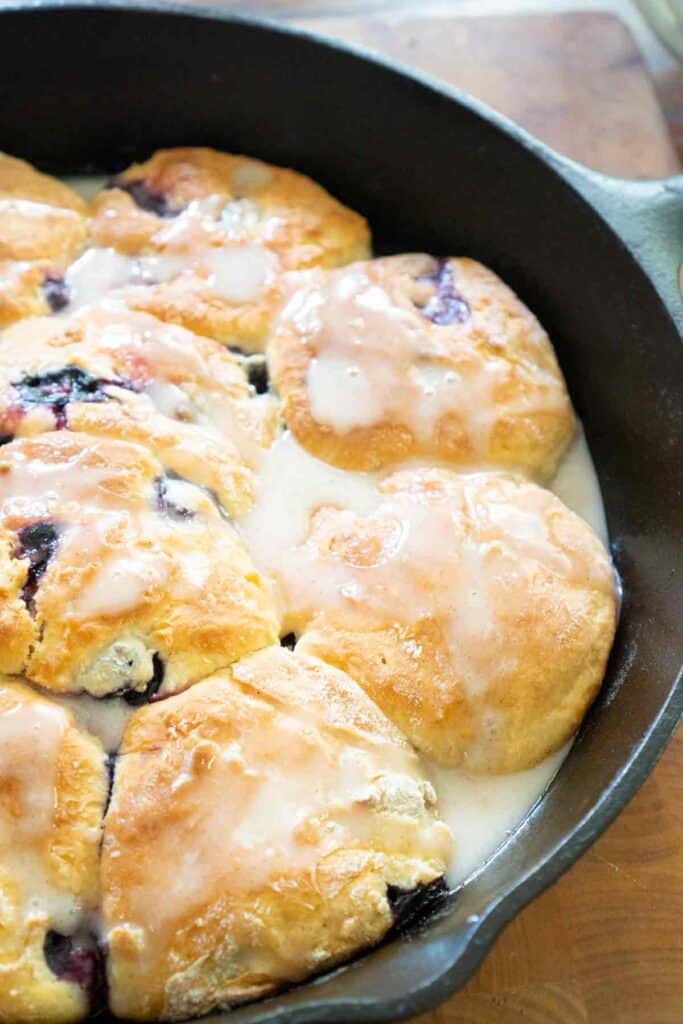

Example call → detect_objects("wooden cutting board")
287 10 682 1024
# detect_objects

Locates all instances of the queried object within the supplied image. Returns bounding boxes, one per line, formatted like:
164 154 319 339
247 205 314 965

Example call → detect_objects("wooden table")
288 9 681 1023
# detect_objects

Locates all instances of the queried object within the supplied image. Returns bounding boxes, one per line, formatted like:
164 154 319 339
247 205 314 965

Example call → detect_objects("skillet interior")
0 5 681 1021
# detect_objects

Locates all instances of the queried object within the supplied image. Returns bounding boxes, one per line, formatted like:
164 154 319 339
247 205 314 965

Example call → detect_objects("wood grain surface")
290 10 681 1023
297 9 680 178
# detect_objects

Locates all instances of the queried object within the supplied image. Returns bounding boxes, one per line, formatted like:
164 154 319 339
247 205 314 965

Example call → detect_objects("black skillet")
0 4 681 1021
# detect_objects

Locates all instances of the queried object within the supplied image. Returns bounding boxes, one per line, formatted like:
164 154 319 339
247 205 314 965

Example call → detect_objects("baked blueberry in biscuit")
420 258 470 325
111 177 177 219
82 147 370 351
268 255 576 478
41 274 71 313
102 646 451 1021
0 680 107 1024
15 521 61 613
273 468 617 773
43 931 107 1015
0 432 280 698
0 154 89 329
0 304 280 517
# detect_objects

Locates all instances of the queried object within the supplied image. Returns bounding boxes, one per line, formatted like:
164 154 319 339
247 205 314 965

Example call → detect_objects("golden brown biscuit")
0 154 87 262
102 646 451 1021
0 155 88 330
0 679 107 1024
0 432 279 698
0 155 86 217
0 261 64 330
267 468 617 773
268 255 576 477
0 303 280 516
83 147 370 351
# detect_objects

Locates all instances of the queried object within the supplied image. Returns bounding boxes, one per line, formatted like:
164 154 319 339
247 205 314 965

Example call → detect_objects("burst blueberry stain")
43 931 107 1008
111 177 179 218
420 259 470 326
153 475 196 521
122 652 165 707
104 754 116 815
14 521 60 613
246 356 269 395
12 365 139 429
386 876 451 933
228 348 270 395
41 274 70 313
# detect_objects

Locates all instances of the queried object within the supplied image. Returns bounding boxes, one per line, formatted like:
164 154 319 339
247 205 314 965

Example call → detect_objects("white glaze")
551 430 608 544
0 197 81 222
428 743 570 884
0 695 81 930
70 554 169 619
239 430 380 608
0 438 219 658
53 692 135 753
202 245 276 303
238 429 611 883
284 263 570 458
65 247 136 308
63 238 275 315
106 654 451 941
5 174 613 905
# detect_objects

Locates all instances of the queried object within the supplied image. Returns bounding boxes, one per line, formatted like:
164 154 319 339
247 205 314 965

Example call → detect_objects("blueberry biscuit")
0 303 280 516
0 432 279 698
0 154 89 329
273 469 617 773
268 255 576 477
0 680 107 1024
102 646 451 1021
82 148 370 351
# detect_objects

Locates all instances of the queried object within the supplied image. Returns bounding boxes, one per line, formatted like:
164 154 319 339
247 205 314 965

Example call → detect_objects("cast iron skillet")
0 4 682 1021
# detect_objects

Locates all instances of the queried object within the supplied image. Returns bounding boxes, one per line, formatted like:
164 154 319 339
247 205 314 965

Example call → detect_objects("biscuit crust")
102 646 451 1021
0 433 279 697
0 680 106 1024
0 155 88 329
275 469 617 773
268 255 576 477
85 148 370 351
0 304 279 516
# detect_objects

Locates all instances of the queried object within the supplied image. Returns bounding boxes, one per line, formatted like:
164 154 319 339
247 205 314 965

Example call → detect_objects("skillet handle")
544 154 683 333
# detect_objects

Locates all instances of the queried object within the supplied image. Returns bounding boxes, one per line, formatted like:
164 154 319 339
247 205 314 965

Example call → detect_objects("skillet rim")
0 4 681 1021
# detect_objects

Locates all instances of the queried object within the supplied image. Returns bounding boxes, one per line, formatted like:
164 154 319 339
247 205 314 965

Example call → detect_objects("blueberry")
246 356 269 395
385 876 451 933
0 434 13 446
280 633 297 650
43 931 107 1009
228 348 270 395
122 652 165 707
153 475 196 521
42 275 70 313
104 754 116 815
111 177 179 218
14 521 60 613
12 365 139 429
420 260 470 326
